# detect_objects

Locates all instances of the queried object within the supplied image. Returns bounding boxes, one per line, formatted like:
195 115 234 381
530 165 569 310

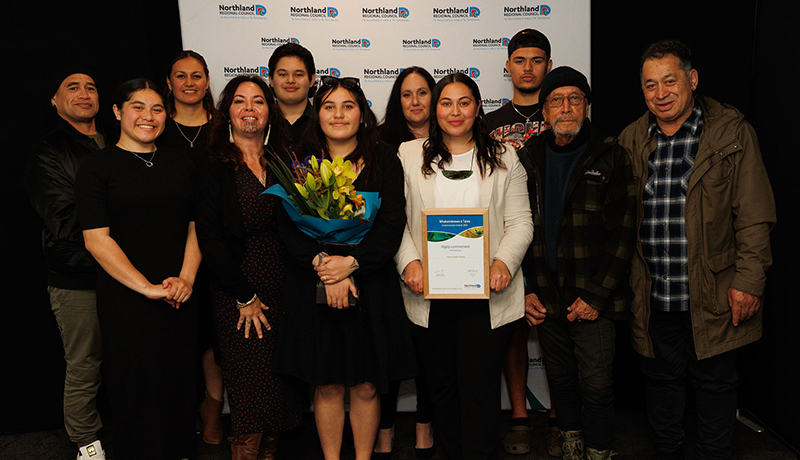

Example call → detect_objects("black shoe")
415 444 435 460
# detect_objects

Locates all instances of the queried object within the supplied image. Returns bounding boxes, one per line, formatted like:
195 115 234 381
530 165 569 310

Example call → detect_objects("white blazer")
395 138 533 329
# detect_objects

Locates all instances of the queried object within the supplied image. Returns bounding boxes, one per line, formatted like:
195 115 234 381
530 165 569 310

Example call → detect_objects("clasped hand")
313 253 358 309
143 277 193 309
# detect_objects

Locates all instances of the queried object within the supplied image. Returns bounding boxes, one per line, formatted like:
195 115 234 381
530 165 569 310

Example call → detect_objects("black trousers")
639 310 738 460
412 300 513 460
537 314 616 451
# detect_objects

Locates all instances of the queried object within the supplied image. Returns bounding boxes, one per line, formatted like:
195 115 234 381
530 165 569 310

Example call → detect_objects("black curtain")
0 1 183 434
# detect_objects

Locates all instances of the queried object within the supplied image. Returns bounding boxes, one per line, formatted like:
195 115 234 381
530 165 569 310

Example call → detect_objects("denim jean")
640 310 738 460
49 286 103 447
537 314 616 451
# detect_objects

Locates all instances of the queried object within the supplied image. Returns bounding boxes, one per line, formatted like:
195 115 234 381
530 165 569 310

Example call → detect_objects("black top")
24 119 104 288
159 119 211 165
75 145 195 284
288 101 314 146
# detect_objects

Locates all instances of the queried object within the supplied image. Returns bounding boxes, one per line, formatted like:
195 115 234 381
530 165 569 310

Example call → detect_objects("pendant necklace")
510 101 541 133
130 150 156 168
174 119 202 148
442 148 475 180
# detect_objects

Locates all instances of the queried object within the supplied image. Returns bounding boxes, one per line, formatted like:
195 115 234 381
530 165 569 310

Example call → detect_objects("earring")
263 124 271 146
228 123 234 143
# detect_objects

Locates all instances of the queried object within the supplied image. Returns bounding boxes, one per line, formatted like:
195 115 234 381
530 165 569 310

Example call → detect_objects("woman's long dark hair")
297 78 381 182
379 66 435 148
206 74 292 169
164 50 219 121
422 72 505 177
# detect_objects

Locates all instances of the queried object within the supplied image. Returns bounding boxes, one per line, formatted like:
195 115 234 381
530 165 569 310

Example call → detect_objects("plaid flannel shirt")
640 101 704 312
518 122 638 318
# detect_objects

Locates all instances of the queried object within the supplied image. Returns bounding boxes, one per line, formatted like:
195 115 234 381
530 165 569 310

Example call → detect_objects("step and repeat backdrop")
179 0 591 411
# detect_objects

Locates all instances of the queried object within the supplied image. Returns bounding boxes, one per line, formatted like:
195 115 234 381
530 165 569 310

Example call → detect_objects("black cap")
539 66 591 105
508 29 551 58
48 63 96 99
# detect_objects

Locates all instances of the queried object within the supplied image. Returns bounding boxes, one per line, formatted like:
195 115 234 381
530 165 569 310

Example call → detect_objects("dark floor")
1 408 796 460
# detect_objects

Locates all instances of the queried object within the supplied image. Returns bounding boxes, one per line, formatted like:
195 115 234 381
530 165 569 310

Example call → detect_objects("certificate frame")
421 208 490 299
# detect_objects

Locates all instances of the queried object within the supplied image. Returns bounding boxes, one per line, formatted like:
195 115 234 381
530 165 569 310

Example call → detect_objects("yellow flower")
294 182 309 198
320 161 333 186
305 172 318 191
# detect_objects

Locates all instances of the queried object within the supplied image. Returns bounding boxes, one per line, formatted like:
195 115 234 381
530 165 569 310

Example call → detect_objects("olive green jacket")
619 94 776 359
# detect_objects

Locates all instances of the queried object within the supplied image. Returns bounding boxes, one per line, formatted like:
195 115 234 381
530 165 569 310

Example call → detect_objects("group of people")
24 27 776 460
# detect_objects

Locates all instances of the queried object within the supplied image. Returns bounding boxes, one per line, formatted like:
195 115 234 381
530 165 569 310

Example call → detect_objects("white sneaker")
77 440 106 459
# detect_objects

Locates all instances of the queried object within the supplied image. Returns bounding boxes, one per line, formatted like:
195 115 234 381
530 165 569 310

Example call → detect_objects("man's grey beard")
551 118 583 138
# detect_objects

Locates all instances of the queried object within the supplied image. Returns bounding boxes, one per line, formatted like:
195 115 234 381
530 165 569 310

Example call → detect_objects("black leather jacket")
24 119 103 289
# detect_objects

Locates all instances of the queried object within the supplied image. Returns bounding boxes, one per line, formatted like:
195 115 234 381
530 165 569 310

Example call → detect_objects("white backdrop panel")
179 0 591 411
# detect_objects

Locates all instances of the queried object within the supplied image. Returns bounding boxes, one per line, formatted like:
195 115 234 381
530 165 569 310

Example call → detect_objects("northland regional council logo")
332 38 370 50
362 6 410 20
223 65 269 80
482 97 511 111
363 67 402 81
261 37 300 50
432 66 480 80
432 6 480 21
503 4 551 19
402 38 441 50
316 67 341 78
291 6 339 20
473 37 509 50
218 4 267 18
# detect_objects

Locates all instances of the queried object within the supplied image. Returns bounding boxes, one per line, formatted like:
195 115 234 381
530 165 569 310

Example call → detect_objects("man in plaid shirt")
518 67 637 460
619 40 776 460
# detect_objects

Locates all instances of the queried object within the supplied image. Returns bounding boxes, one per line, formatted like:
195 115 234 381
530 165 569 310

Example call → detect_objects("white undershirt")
434 148 479 208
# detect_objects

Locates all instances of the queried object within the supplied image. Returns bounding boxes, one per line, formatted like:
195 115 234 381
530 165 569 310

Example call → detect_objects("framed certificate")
422 208 490 299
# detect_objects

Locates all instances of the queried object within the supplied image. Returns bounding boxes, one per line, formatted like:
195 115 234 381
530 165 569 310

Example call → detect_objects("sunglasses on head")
320 76 361 89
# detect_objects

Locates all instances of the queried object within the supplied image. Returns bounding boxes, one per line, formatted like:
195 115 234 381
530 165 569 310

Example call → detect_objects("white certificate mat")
422 208 490 299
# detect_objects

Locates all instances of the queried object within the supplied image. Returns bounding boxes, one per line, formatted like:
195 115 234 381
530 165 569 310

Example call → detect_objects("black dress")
274 144 416 392
196 160 305 437
159 119 219 361
159 118 211 156
75 145 197 460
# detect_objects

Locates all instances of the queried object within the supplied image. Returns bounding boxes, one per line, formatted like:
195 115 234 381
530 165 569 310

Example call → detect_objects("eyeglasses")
546 93 586 108
320 76 360 89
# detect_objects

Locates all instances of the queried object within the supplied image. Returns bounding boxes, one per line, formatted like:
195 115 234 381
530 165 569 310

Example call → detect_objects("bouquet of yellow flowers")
264 151 381 244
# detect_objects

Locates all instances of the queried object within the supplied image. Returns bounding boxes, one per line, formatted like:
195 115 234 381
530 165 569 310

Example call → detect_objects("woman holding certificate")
395 72 533 460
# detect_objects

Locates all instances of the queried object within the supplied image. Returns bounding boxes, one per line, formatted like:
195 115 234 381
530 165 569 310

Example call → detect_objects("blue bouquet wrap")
264 184 381 245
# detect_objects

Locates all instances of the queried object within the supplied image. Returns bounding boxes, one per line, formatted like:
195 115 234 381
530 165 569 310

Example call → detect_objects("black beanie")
48 63 96 99
539 66 592 105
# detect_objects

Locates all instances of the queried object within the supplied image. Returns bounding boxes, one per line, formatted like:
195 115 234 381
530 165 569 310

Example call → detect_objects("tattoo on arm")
315 252 329 267
349 257 359 270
